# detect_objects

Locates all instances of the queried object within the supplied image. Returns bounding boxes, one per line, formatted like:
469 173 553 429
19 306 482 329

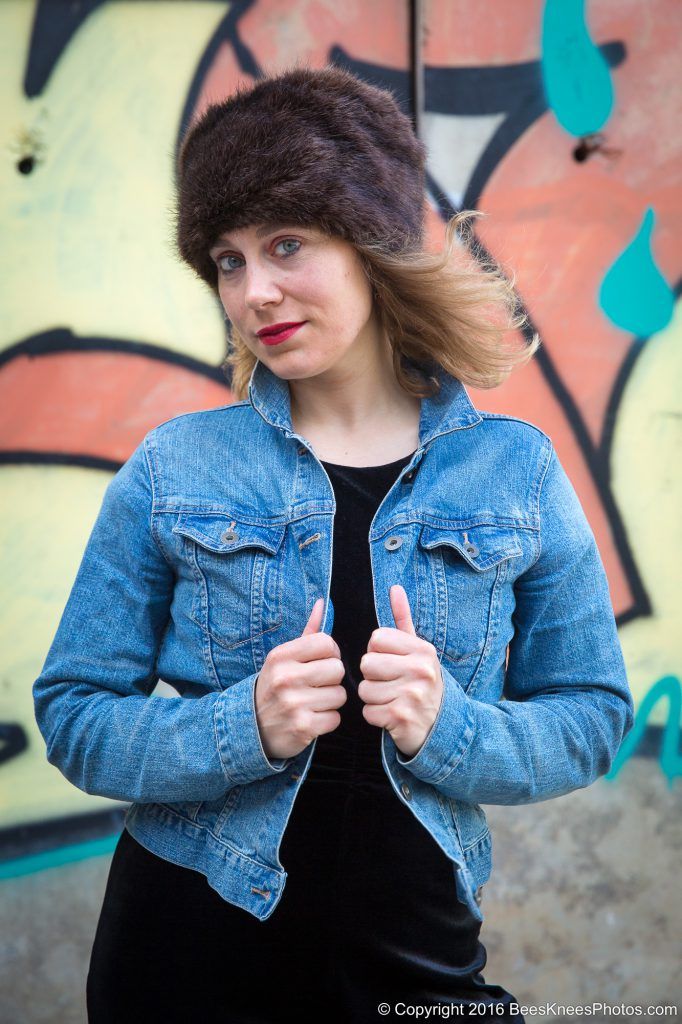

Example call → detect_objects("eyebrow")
210 223 298 252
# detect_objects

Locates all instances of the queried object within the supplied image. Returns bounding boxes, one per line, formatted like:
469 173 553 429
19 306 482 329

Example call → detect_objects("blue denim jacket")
33 359 634 922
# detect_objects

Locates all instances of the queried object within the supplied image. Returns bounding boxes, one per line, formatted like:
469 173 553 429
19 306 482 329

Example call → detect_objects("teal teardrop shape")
599 207 674 336
541 0 614 135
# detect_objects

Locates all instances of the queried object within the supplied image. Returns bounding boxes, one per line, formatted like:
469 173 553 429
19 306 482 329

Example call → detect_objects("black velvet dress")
86 453 524 1023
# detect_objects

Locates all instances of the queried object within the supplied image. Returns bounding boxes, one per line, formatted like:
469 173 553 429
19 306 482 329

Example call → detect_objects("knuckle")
394 704 411 726
279 689 298 712
272 668 293 692
292 709 309 735
405 683 423 703
415 655 433 678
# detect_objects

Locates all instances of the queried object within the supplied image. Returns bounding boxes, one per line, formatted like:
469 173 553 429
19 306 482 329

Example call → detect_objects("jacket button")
221 529 238 543
297 446 307 455
385 536 403 551
474 885 483 906
400 782 412 800
403 470 414 483
464 542 479 557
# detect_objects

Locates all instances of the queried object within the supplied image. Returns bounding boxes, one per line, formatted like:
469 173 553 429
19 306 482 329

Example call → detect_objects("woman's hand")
358 585 444 759
254 598 347 761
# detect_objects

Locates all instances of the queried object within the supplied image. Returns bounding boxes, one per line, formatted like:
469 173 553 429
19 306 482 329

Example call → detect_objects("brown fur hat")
174 64 427 293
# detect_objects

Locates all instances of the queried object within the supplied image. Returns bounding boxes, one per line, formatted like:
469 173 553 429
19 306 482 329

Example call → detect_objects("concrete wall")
1 0 680 1019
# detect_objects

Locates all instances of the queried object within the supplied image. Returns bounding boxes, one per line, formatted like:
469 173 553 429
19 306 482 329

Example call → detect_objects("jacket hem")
124 801 287 921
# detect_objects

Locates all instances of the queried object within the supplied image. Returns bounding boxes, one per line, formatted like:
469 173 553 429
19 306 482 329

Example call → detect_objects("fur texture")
174 64 427 293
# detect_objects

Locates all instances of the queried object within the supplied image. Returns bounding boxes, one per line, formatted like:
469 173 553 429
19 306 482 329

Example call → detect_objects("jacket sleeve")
32 434 291 806
395 443 635 804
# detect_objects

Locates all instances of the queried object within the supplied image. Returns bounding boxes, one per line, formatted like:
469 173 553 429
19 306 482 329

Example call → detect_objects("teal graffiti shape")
605 675 682 787
599 207 674 336
0 832 119 881
541 0 614 136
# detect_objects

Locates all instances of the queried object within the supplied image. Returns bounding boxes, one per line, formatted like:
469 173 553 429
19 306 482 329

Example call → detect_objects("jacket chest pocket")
414 522 521 681
172 512 286 651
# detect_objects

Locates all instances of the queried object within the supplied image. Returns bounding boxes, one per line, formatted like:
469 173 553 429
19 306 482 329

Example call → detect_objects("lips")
257 322 306 345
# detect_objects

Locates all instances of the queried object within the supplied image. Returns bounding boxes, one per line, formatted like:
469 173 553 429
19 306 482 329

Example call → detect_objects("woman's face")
209 222 383 381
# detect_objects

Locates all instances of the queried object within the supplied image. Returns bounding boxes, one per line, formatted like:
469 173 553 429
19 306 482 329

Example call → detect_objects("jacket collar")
247 357 482 449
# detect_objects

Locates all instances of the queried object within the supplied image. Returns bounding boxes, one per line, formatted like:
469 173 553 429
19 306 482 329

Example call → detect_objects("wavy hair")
222 209 540 400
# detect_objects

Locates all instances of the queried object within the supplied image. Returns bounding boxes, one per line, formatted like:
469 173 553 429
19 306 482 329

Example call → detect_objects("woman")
33 66 634 1022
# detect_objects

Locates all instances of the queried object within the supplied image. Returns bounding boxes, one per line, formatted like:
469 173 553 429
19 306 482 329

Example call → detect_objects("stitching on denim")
186 536 281 653
150 400 248 436
477 411 553 443
528 438 554 571
434 792 455 840
203 621 222 690
431 545 449 659
143 434 175 572
462 825 491 853
143 802 279 872
466 560 505 699
434 700 477 784
213 696 238 787
453 802 490 851
188 543 222 691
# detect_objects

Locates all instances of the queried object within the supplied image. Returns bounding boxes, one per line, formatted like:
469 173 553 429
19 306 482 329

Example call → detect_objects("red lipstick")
256 321 306 345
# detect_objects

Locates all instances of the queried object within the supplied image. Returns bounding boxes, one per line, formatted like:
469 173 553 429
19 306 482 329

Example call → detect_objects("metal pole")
410 0 424 140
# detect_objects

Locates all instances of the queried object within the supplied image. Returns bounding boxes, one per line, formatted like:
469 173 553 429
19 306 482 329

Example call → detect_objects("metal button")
474 885 483 906
400 782 412 800
297 446 307 455
385 536 403 551
464 542 479 557
403 470 414 483
221 529 238 543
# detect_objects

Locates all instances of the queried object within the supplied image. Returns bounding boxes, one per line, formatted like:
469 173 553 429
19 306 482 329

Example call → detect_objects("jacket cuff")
395 663 476 783
214 673 291 785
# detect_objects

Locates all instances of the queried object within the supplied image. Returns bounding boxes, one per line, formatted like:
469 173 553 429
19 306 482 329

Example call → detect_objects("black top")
310 452 416 778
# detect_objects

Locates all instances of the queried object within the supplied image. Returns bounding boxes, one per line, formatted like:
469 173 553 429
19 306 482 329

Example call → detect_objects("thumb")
390 584 417 635
302 597 325 635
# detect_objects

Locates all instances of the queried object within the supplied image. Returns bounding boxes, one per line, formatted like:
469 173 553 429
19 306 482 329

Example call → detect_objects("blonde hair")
223 210 540 400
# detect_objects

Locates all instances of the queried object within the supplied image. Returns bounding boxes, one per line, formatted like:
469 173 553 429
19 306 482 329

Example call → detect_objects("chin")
260 350 325 379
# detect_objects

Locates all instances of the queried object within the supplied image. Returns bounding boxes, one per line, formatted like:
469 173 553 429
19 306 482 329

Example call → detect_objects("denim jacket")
33 359 634 922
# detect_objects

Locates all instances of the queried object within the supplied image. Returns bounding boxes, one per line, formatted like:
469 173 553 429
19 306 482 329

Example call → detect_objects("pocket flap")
172 513 286 555
418 522 522 571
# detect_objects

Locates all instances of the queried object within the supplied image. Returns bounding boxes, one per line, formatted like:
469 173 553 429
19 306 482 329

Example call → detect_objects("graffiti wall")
1 0 680 1016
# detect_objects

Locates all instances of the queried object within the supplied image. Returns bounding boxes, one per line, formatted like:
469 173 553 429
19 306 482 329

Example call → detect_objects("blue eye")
276 238 301 256
217 254 243 274
217 238 301 276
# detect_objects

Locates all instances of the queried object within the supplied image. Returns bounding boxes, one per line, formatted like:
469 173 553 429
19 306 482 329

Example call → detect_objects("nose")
243 264 282 309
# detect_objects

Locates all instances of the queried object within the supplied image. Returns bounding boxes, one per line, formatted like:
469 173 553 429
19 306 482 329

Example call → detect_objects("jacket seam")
477 411 553 443
213 697 239 787
148 400 250 434
143 433 176 573
527 438 554 572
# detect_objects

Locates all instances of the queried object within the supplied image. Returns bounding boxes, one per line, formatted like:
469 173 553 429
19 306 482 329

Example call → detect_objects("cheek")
315 269 372 322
